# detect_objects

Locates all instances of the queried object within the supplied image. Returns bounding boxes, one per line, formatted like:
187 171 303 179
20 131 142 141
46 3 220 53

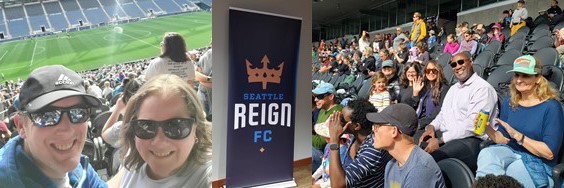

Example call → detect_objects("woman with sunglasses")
413 60 449 129
476 55 563 188
108 74 212 188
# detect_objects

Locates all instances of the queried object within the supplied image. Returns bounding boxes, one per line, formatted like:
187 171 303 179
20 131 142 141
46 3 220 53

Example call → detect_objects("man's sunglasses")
315 93 330 100
131 118 195 140
25 106 91 127
449 59 466 68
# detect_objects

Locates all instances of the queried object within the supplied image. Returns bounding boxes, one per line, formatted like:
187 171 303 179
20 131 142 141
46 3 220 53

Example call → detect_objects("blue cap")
312 82 335 95
382 60 394 68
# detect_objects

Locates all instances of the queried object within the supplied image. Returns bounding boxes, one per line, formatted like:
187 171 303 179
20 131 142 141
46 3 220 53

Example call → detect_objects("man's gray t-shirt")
384 146 446 188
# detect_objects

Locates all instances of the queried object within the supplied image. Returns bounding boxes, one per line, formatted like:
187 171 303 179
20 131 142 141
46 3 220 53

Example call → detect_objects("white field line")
0 50 8 63
120 32 160 49
30 41 38 66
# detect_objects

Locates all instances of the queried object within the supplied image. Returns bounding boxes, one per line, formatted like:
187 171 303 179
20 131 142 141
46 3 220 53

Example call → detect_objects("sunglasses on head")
131 118 195 140
25 106 91 127
315 93 329 100
425 69 438 74
450 59 466 68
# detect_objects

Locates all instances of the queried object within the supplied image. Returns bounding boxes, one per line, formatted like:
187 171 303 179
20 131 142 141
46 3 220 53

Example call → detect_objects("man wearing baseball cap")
0 65 106 187
368 104 445 188
381 60 400 102
312 82 343 172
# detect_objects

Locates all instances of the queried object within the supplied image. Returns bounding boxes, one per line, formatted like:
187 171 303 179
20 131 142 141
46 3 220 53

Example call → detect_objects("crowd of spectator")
312 1 564 187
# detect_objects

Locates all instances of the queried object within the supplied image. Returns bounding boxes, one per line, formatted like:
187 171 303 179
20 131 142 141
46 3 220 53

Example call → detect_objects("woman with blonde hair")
476 55 563 188
108 74 212 188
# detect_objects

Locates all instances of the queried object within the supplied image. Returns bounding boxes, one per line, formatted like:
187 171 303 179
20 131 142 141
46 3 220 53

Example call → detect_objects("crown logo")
246 55 284 90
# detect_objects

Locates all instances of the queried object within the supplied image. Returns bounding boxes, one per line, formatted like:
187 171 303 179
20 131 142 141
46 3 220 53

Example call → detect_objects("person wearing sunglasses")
312 83 343 172
417 53 498 172
409 12 427 48
413 60 450 129
476 55 563 188
456 30 478 56
107 74 211 188
0 65 106 188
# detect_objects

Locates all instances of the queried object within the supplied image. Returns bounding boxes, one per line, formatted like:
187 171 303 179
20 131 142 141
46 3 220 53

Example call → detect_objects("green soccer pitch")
0 11 212 81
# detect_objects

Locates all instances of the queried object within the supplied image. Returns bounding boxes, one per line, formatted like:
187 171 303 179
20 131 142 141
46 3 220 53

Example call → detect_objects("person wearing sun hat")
488 23 505 43
476 55 564 188
312 122 351 188
368 103 445 188
0 65 106 188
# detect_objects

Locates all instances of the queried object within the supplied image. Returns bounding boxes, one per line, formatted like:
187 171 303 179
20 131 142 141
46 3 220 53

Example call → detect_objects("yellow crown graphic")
246 55 284 90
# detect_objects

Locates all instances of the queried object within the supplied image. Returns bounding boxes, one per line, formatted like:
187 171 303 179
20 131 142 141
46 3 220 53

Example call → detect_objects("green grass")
0 11 211 81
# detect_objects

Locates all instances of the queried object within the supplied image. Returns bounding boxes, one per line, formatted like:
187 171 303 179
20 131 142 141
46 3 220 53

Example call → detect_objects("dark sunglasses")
449 59 466 68
131 118 195 140
425 69 438 74
25 106 91 127
315 93 329 100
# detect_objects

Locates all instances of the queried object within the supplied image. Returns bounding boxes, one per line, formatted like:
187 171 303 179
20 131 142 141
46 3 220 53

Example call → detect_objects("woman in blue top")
476 55 564 188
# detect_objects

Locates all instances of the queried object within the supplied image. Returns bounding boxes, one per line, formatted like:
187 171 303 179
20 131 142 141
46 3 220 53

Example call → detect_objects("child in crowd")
312 123 351 188
443 34 460 55
369 72 391 112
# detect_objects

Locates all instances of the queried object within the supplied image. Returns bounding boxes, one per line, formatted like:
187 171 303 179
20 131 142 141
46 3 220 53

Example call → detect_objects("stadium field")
0 11 212 81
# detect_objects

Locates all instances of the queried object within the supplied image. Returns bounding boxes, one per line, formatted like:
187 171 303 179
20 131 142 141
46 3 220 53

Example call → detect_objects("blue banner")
227 8 302 187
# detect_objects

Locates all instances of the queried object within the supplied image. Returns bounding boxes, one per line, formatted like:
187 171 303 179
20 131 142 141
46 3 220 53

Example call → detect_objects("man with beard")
327 99 393 188
416 53 498 171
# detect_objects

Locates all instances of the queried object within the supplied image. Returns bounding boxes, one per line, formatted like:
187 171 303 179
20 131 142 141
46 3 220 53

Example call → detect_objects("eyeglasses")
315 93 329 100
450 59 466 68
131 118 195 140
25 106 91 127
425 69 438 74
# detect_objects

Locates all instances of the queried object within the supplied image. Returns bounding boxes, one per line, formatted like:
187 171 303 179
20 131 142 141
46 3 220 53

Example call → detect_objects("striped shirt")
344 134 393 188
369 91 390 112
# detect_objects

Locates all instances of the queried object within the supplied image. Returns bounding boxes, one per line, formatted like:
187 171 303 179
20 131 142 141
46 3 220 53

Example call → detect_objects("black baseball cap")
517 0 525 4
19 65 102 112
366 103 418 136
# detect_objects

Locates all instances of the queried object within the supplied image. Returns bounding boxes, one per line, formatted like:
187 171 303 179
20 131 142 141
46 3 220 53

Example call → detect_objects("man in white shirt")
416 53 498 171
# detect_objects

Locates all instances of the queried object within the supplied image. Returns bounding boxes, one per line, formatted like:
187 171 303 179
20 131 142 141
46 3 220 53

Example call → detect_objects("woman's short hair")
120 74 212 174
161 32 189 62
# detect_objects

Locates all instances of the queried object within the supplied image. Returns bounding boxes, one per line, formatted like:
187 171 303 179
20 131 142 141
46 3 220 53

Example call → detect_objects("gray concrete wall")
211 0 312 182
458 0 551 26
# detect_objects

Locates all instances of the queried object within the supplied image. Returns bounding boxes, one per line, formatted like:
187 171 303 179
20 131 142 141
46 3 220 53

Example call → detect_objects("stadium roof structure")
313 0 435 30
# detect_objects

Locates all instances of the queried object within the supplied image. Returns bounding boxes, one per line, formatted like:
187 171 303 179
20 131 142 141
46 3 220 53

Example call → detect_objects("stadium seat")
436 52 452 68
516 26 530 35
484 40 502 55
553 123 564 188
531 24 550 35
443 63 455 85
486 65 513 94
526 29 551 44
352 76 365 91
555 21 564 31
543 65 564 91
507 32 526 44
473 51 494 68
534 48 559 66
502 28 511 40
357 79 373 100
533 18 550 29
505 39 526 53
91 111 112 138
495 49 521 66
438 158 474 188
527 36 554 54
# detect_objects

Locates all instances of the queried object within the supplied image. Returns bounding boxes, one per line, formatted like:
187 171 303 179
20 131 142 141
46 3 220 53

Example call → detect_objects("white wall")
211 0 312 181
457 0 551 26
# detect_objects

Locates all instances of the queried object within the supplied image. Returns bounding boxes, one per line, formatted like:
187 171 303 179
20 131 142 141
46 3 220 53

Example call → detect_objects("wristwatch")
329 143 339 151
